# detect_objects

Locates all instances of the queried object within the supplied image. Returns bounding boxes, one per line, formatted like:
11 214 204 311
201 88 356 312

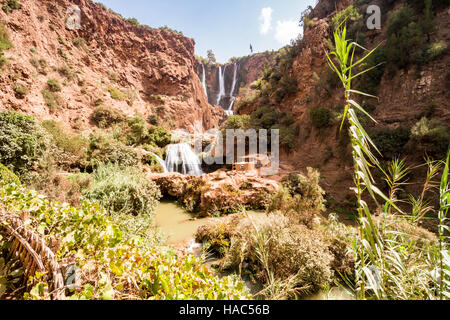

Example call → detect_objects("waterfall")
201 64 208 101
165 143 203 177
226 99 235 116
141 149 168 173
216 65 227 106
229 63 238 103
227 63 238 115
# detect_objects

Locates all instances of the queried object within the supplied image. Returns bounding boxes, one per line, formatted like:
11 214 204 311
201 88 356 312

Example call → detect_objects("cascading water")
201 64 208 101
141 149 168 173
165 143 203 177
216 65 227 106
227 63 239 116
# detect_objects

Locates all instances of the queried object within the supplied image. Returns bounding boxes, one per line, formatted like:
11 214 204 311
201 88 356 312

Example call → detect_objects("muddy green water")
155 200 209 244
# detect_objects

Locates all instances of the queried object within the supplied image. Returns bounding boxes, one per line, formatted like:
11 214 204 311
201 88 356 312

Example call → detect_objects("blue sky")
97 0 316 63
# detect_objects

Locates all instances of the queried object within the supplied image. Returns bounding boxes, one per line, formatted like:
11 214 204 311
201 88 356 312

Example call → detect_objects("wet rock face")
0 0 224 132
149 171 280 216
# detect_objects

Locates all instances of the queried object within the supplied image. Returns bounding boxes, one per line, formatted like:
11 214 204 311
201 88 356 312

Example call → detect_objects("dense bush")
370 126 411 159
0 162 20 186
222 115 252 130
251 106 278 129
124 116 172 148
83 163 161 217
58 65 75 80
0 111 50 175
29 58 47 75
384 3 438 71
13 84 28 99
47 79 61 92
91 106 127 128
0 182 249 300
41 89 62 112
2 0 21 14
279 126 299 149
274 168 326 226
107 87 125 100
87 132 141 167
41 120 88 166
147 125 172 148
221 213 334 298
310 107 331 128
411 117 450 159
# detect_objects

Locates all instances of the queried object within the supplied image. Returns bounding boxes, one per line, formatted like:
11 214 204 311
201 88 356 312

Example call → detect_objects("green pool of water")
154 201 212 244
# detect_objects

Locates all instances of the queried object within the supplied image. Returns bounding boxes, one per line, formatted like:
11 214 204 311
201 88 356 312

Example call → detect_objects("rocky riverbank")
149 170 280 216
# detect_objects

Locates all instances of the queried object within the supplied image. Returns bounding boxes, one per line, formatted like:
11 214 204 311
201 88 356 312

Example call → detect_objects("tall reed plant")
327 26 449 300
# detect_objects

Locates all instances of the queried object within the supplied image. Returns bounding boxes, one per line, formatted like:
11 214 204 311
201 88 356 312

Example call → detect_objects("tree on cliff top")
207 49 216 65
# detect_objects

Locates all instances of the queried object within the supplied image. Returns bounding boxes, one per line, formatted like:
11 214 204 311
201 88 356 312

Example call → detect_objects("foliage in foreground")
83 163 161 217
196 169 355 299
0 182 249 300
327 26 449 300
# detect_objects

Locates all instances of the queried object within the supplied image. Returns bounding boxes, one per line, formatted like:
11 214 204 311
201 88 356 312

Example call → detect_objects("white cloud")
259 7 273 35
274 20 301 45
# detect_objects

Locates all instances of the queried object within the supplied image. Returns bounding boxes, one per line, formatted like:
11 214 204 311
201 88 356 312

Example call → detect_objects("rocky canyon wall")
0 0 225 133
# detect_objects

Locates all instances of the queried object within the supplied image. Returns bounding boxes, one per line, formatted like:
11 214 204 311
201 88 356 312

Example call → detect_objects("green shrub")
251 106 278 129
310 107 331 128
223 115 252 130
220 213 333 298
125 115 148 145
29 58 47 74
274 125 299 150
126 18 140 26
47 79 61 92
370 126 411 159
2 0 21 14
0 182 248 300
147 125 172 148
58 65 75 80
87 133 141 167
41 89 62 112
107 87 125 100
91 106 126 128
13 84 28 99
147 114 159 126
276 168 326 224
82 163 161 216
425 41 448 61
73 37 89 53
384 5 437 70
41 120 88 162
411 117 450 159
0 162 20 185
274 76 298 103
0 25 12 51
0 111 50 175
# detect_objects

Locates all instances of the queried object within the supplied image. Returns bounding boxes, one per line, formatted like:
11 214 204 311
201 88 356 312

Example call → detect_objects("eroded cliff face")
232 0 450 205
0 0 225 132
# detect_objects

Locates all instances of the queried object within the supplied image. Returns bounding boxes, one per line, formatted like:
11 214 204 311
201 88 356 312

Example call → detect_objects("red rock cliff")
0 0 225 132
